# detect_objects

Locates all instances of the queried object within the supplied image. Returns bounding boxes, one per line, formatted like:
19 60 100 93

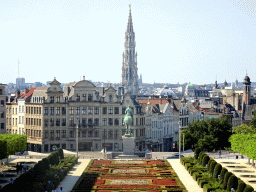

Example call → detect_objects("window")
44 119 48 127
44 130 48 138
0 100 4 107
82 107 87 114
16 118 17 125
15 108 17 114
56 107 60 115
39 107 41 114
62 118 66 126
114 129 118 139
50 107 54 115
50 130 54 138
69 107 74 115
19 106 21 112
62 130 66 138
94 130 99 137
88 130 93 137
69 118 74 126
94 118 99 126
108 129 113 139
31 107 34 114
114 118 119 126
62 144 66 149
0 112 4 118
122 107 126 114
70 144 73 149
56 96 60 103
76 94 80 102
82 94 86 101
88 107 93 114
34 107 37 114
50 119 54 126
109 95 113 102
75 107 80 115
39 119 41 126
122 129 125 135
108 118 113 126
88 118 93 127
62 107 66 115
114 107 119 114
108 107 113 114
102 107 107 114
102 130 107 139
102 118 107 126
94 107 99 114
50 96 54 103
44 107 48 115
56 119 60 126
56 130 60 139
1 123 4 129
82 118 86 127
88 94 93 101
70 131 74 138
82 130 86 137
22 106 24 112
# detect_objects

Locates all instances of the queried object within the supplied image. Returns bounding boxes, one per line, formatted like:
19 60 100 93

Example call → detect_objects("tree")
178 129 194 150
232 124 256 134
249 109 256 128
198 135 218 150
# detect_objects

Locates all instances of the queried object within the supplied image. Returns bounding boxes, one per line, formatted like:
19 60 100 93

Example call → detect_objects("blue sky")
1 0 255 85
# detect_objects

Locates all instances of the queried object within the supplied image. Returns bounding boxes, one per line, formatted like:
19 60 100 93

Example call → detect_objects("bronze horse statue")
123 106 133 136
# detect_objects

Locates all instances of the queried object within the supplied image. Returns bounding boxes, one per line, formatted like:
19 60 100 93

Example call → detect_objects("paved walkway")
55 159 91 192
168 159 203 192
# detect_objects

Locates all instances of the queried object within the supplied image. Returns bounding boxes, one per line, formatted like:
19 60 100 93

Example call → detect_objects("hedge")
213 163 222 178
0 140 7 160
243 185 254 192
220 167 228 182
194 148 201 159
227 175 238 191
202 155 210 166
209 160 217 175
222 171 233 189
237 180 246 192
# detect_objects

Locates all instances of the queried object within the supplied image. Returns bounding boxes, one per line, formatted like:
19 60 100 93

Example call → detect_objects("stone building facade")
0 84 6 134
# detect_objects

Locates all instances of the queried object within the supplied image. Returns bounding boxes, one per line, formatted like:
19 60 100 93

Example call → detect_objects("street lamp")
178 120 181 159
76 120 79 158
183 132 185 152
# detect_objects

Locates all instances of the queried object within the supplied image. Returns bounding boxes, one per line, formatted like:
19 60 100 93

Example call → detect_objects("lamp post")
178 121 181 159
76 120 79 158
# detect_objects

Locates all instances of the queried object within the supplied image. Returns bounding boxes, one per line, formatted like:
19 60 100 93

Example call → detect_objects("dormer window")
50 96 54 103
76 94 80 102
56 96 60 103
88 94 93 101
109 95 113 102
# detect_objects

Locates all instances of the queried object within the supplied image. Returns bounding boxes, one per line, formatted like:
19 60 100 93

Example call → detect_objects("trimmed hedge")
237 180 246 192
202 155 210 166
213 163 222 178
223 171 233 189
227 175 238 191
243 185 254 192
209 160 217 175
207 159 214 171
0 140 7 160
194 148 201 159
203 184 215 192
220 167 228 182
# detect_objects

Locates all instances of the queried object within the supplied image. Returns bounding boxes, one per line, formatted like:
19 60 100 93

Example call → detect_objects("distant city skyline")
1 0 256 85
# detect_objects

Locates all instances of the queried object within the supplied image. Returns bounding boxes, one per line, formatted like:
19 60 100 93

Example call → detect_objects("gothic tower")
121 5 139 96
243 74 251 105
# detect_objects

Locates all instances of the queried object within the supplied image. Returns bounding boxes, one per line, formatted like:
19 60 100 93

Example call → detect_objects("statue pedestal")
122 135 135 155
115 136 139 159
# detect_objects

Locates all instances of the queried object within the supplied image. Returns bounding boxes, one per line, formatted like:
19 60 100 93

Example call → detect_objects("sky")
1 0 256 85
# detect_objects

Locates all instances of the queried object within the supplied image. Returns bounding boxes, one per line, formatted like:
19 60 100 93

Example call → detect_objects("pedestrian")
23 163 27 172
236 155 238 159
59 187 65 192
218 150 221 157
15 163 19 174
241 155 244 159
10 179 14 184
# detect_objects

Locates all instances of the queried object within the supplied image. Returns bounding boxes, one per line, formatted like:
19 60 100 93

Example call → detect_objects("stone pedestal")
122 135 135 155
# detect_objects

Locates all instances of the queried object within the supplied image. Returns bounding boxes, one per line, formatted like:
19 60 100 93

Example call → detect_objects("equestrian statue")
123 105 133 137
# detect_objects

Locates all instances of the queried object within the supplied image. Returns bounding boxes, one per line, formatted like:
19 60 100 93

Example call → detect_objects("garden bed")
71 159 187 192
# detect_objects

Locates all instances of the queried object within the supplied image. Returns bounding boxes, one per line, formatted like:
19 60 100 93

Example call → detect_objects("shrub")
220 167 228 182
237 180 246 192
223 172 233 189
203 184 215 192
209 160 217 175
194 148 201 159
207 159 213 171
0 140 7 160
199 179 209 188
198 151 205 164
202 155 210 166
213 163 222 178
243 185 254 192
227 175 238 191
57 148 64 159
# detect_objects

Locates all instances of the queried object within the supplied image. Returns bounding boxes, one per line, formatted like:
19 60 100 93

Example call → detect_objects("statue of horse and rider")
123 105 133 137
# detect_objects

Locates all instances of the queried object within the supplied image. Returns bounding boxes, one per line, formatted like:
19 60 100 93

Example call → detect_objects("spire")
126 4 134 33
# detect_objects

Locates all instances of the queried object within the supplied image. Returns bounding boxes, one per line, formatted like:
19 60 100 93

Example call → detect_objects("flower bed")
71 159 187 192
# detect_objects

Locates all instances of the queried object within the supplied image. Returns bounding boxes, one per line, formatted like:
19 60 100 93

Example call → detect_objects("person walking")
59 187 65 192
23 163 27 172
15 163 19 174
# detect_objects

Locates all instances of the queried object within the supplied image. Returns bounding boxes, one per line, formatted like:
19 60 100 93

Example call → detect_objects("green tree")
249 109 256 128
178 129 194 150
232 124 256 134
198 135 218 150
